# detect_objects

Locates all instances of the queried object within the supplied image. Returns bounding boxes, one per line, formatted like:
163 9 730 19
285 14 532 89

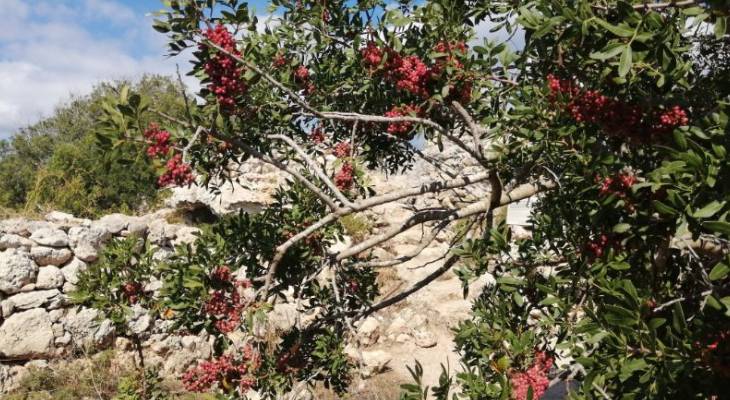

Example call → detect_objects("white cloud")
0 0 199 139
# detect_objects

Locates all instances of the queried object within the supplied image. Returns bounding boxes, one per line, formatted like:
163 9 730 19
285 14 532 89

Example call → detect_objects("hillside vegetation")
0 75 187 218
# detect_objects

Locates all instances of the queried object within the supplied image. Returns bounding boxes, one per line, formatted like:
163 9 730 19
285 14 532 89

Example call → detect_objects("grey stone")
29 228 69 247
0 249 38 294
61 258 87 285
35 266 65 289
128 304 152 335
413 328 437 348
30 246 73 266
4 289 65 311
357 317 380 347
95 213 131 234
0 234 34 250
63 308 115 348
0 308 55 359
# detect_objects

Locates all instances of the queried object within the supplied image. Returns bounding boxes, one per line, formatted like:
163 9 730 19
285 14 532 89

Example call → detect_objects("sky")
0 0 521 140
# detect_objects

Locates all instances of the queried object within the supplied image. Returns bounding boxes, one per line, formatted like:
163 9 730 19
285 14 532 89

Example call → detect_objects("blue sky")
0 0 521 139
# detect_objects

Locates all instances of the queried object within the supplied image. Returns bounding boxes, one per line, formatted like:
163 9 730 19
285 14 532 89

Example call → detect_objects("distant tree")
0 75 188 216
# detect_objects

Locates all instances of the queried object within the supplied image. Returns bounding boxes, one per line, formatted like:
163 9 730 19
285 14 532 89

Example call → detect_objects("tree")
94 0 730 398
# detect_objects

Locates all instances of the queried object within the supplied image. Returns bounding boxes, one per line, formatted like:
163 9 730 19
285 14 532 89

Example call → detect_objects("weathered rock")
147 221 180 245
1 299 13 318
30 246 73 266
68 226 111 262
63 308 115 348
268 303 299 332
29 228 69 247
0 364 28 393
0 308 55 359
413 328 438 348
357 316 381 346
0 249 38 294
35 266 65 289
61 258 87 285
62 281 77 294
4 289 66 311
171 226 200 246
0 234 34 250
128 304 152 335
95 213 131 234
45 211 87 229
359 350 392 377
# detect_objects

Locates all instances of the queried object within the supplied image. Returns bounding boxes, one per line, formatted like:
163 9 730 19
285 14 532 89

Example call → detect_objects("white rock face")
63 308 115 348
357 317 381 346
61 258 87 285
35 266 65 289
128 304 152 335
4 289 66 311
0 308 55 359
359 350 392 377
0 234 34 250
0 249 38 294
68 226 111 262
29 228 69 248
413 328 437 348
95 214 131 235
30 246 73 266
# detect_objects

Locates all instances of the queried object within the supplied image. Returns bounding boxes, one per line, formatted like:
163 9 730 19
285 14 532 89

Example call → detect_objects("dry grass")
310 372 405 400
340 214 373 242
4 350 212 400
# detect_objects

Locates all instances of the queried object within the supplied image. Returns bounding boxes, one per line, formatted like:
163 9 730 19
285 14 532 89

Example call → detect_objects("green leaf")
715 17 727 39
590 43 626 61
703 220 730 236
672 130 687 150
693 201 725 219
653 200 679 216
594 18 635 37
709 262 730 281
618 45 632 77
613 223 631 233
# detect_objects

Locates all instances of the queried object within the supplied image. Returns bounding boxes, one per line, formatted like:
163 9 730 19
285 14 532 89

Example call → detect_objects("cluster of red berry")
310 126 326 144
204 266 252 333
333 141 351 158
181 345 260 393
121 281 143 304
361 41 471 102
698 330 730 378
334 162 354 190
509 351 553 400
143 123 171 158
272 53 288 69
294 65 315 94
547 74 689 140
596 172 637 198
586 234 612 258
157 154 195 187
384 104 422 135
202 25 247 112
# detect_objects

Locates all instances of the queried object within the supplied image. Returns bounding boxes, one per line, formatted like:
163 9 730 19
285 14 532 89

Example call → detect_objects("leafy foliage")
83 0 730 398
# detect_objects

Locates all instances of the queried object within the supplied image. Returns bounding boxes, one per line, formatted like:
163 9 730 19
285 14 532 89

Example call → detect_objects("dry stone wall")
0 210 212 392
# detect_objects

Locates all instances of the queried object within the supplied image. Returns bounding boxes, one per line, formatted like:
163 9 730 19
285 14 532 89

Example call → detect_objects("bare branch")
451 100 485 156
334 178 555 261
267 134 353 207
261 171 493 293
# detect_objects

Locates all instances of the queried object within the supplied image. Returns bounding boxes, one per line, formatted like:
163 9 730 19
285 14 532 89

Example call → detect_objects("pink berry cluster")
181 345 260 394
202 24 247 112
143 123 171 158
334 162 354 190
385 104 422 135
509 351 553 400
157 154 195 187
361 41 472 102
547 74 689 140
204 266 252 333
586 233 611 258
333 141 351 158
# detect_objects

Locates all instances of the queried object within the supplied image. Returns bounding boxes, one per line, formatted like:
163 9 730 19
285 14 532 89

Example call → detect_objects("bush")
86 1 730 399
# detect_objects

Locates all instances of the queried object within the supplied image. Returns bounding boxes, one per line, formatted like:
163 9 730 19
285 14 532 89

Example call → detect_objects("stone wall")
0 210 211 392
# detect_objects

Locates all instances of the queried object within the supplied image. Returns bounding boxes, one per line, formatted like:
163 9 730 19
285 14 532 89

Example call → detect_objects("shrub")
86 1 730 399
